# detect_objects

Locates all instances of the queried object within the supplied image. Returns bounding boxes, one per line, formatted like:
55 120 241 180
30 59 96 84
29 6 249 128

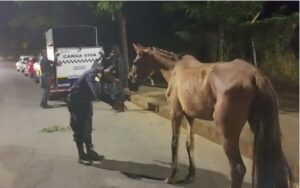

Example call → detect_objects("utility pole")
251 12 261 67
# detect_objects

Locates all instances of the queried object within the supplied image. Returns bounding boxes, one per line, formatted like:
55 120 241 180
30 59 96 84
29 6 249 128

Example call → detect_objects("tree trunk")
251 38 258 67
116 10 129 85
218 23 224 61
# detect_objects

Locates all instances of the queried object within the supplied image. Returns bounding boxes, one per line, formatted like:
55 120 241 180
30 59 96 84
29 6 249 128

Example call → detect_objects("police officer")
40 50 53 108
67 66 117 163
104 45 128 112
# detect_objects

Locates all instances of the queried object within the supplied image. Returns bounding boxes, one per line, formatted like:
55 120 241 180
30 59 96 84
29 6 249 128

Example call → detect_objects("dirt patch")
40 125 71 133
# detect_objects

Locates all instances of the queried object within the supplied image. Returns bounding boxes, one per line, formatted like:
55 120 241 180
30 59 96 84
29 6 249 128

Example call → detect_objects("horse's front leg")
165 110 183 184
185 115 195 182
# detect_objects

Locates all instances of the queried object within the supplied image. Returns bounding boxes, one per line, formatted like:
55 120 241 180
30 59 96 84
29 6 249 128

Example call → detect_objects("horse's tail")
249 71 293 188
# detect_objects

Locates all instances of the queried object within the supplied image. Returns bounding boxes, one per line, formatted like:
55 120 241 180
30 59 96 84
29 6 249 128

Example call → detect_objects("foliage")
261 52 299 90
231 14 299 62
161 1 263 61
185 1 262 24
160 2 298 89
228 14 299 90
255 14 298 54
96 1 123 13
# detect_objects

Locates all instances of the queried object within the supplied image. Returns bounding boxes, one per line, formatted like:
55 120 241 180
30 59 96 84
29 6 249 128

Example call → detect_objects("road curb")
129 93 299 183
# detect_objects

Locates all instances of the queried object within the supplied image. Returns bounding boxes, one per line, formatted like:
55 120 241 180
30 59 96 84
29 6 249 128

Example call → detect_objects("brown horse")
128 44 292 188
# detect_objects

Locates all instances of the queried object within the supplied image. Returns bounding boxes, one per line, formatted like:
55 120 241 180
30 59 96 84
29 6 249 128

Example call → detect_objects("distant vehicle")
20 56 34 73
24 57 37 77
45 25 104 100
16 56 31 72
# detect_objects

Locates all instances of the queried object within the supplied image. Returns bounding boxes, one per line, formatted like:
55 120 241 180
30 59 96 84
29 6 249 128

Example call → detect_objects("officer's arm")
86 73 101 100
104 64 115 73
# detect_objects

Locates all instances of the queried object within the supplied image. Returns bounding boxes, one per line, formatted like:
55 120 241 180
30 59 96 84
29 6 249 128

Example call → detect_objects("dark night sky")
0 1 298 57
260 1 299 19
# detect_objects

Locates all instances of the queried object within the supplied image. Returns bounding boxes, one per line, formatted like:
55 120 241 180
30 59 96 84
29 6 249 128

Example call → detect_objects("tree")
163 2 263 61
96 1 129 79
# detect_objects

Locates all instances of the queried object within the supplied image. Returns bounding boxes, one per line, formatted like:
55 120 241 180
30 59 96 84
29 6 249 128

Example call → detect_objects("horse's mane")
145 46 191 69
151 47 184 61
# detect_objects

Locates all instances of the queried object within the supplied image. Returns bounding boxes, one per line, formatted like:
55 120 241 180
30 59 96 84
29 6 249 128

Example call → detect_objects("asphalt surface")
0 60 255 188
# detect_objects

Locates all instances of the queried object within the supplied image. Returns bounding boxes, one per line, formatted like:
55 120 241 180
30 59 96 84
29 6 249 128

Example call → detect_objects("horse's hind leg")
222 134 246 188
165 109 183 184
185 115 196 182
214 95 251 188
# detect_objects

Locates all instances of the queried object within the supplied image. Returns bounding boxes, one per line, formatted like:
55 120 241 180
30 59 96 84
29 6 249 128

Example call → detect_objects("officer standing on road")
104 45 128 112
40 50 53 108
66 66 118 164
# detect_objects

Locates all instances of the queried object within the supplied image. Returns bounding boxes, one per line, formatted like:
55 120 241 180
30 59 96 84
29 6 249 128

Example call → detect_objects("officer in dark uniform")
103 45 128 112
40 50 53 108
66 66 117 163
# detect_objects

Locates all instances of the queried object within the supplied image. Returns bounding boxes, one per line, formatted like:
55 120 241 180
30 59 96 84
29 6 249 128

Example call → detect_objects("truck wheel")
49 93 55 101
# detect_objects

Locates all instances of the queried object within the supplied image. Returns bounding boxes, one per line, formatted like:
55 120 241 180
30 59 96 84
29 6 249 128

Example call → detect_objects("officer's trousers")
67 101 93 149
41 87 50 106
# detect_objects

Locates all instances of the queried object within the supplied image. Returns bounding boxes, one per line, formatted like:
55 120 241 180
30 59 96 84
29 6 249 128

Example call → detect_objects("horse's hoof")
164 177 175 184
185 174 195 183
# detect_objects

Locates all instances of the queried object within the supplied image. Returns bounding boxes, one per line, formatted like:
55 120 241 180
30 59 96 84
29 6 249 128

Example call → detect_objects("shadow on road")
49 103 67 108
92 159 252 188
34 103 66 109
93 106 149 113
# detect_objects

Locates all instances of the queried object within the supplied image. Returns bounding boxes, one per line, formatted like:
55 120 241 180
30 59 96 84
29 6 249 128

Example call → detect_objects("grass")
40 125 96 133
40 125 71 133
261 52 299 91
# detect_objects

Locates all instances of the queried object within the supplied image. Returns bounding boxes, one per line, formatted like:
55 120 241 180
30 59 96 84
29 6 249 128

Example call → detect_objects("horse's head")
128 43 156 92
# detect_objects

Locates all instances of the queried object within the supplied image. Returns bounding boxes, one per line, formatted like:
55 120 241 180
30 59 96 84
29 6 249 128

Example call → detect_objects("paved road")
0 61 254 188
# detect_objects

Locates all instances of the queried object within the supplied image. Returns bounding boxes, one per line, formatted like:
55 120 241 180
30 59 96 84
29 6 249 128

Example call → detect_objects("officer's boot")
85 139 104 162
76 141 90 164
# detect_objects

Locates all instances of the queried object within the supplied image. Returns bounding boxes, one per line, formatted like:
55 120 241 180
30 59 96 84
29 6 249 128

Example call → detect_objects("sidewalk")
129 86 299 182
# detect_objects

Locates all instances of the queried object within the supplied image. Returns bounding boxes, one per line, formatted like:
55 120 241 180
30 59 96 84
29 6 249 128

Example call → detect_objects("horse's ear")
133 43 143 54
133 43 139 51
133 43 144 49
136 43 143 48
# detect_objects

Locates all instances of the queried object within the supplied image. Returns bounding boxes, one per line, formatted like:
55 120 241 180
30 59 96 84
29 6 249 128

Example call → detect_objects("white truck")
45 25 104 100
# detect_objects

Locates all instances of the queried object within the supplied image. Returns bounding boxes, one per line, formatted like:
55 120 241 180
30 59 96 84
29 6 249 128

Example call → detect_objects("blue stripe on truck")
56 78 77 89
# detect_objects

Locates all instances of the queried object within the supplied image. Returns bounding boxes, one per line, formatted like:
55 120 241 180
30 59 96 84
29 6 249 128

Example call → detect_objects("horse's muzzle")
128 79 140 92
